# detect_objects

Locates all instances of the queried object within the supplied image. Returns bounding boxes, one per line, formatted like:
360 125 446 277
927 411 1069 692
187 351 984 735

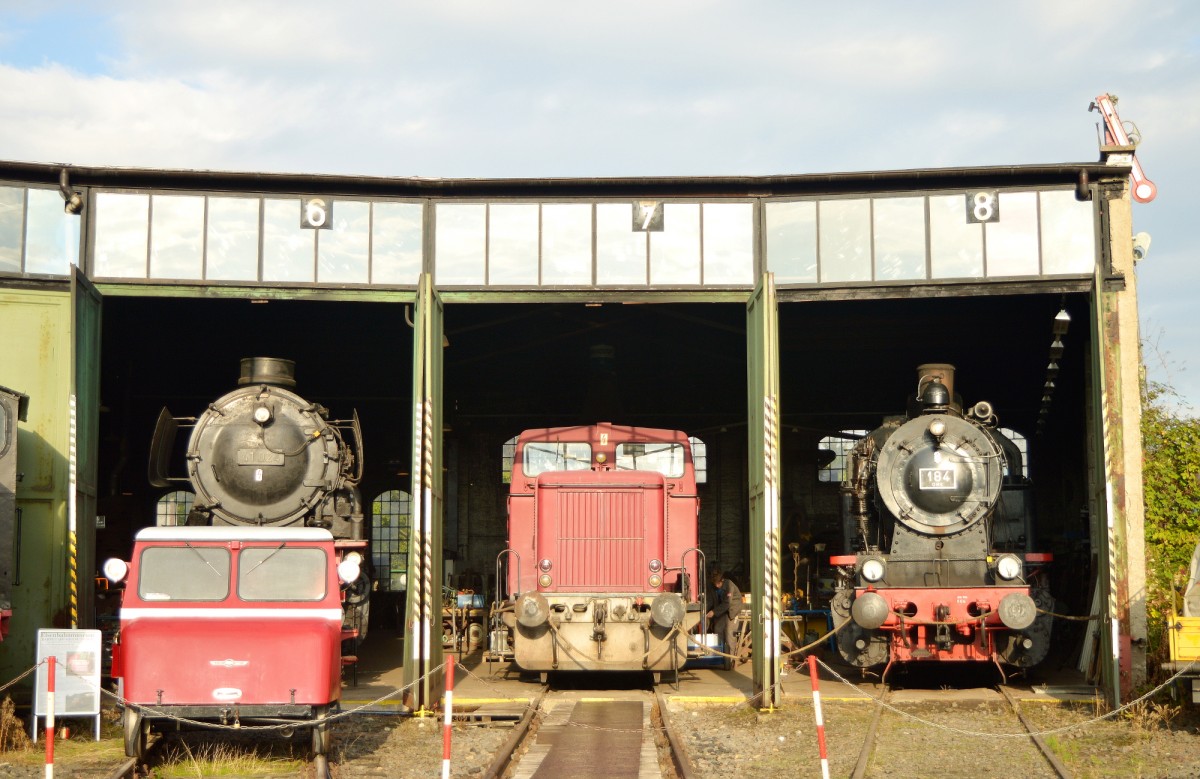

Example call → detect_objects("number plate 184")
918 467 956 490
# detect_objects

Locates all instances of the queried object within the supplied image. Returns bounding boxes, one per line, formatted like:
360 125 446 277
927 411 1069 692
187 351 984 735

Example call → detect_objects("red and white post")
45 655 56 779
441 654 456 779
807 654 830 779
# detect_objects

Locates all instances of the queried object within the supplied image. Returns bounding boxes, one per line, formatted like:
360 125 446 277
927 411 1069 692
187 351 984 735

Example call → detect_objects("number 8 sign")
965 190 999 223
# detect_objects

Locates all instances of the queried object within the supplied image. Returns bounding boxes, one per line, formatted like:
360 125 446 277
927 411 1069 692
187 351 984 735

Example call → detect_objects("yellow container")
1168 610 1200 663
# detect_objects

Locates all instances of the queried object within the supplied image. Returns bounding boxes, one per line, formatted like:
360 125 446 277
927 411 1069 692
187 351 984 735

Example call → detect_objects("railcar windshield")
238 546 328 601
138 545 230 601
523 442 591 475
615 442 685 477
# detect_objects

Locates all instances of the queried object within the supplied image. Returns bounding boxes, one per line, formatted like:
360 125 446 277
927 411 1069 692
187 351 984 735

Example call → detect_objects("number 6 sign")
301 197 333 229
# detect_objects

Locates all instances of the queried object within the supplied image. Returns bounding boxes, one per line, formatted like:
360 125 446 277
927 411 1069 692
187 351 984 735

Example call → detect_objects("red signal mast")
1090 93 1157 203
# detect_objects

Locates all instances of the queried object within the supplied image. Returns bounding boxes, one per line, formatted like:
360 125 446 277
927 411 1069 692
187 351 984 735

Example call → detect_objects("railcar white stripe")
120 608 343 620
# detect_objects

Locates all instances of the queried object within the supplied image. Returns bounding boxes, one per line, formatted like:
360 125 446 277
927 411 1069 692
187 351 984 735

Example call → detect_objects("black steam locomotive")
149 357 370 634
830 363 1053 678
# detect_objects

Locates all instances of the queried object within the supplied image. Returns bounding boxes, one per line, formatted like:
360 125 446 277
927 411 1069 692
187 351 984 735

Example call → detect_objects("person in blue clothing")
706 570 743 671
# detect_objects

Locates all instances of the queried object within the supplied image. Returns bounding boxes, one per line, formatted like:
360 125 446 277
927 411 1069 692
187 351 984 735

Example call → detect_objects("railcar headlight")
538 573 553 588
649 574 662 588
860 557 886 583
338 553 363 585
539 558 553 572
648 559 662 573
253 405 272 425
995 554 1022 581
102 558 129 584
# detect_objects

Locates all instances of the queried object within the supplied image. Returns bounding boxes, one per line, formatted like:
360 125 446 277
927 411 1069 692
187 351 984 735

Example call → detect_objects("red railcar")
492 423 703 678
106 526 357 770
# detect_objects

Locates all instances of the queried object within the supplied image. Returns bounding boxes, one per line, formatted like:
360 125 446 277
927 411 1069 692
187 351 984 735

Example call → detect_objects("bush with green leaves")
1142 379 1200 665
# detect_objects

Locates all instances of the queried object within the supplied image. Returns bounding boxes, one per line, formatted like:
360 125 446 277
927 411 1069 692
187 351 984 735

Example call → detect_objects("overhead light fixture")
1046 362 1060 379
1049 338 1065 360
1053 309 1071 336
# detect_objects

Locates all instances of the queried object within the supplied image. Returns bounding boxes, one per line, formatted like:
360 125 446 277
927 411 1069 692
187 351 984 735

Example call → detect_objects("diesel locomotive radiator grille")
555 489 646 590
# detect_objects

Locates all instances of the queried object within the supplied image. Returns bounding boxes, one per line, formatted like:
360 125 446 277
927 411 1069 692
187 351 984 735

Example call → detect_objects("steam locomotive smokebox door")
182 360 348 528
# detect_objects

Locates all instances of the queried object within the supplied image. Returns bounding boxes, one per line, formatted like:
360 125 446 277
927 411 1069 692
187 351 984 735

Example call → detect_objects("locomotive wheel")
122 706 148 760
311 705 330 757
311 706 331 775
467 622 485 649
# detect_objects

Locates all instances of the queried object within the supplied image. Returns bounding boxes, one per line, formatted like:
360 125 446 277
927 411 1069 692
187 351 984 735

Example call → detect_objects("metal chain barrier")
82 662 450 734
1036 606 1102 621
814 654 1200 739
0 660 43 696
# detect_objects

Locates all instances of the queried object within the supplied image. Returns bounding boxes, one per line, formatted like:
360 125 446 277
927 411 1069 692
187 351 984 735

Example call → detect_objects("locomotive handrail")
676 546 706 630
348 409 364 483
494 548 521 604
535 481 665 489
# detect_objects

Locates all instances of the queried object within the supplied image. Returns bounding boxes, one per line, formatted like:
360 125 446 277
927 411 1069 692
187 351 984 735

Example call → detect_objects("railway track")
488 678 691 779
848 681 1072 779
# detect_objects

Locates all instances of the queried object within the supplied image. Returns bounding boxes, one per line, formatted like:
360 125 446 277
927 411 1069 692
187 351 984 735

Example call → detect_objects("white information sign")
35 629 102 717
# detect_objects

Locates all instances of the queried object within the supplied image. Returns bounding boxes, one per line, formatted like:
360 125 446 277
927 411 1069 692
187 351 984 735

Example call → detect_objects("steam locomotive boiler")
830 364 1053 678
149 357 370 633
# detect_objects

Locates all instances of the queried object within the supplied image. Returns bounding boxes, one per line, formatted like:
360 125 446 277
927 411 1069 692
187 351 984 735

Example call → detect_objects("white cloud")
2 1 1200 404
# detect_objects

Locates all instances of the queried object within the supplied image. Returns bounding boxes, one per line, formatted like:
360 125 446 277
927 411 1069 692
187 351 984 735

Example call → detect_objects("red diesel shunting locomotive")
491 423 704 680
831 364 1054 680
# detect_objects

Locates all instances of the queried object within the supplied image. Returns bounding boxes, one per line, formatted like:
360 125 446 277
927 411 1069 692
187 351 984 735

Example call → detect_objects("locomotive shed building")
0 150 1146 708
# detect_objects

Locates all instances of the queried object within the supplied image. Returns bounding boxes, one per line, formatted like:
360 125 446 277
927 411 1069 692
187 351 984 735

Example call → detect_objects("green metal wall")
0 286 74 688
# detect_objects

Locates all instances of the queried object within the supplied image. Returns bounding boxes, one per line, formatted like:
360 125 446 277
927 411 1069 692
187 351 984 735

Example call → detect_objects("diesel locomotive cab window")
615 443 685 477
238 546 328 601
523 442 591 475
138 546 231 601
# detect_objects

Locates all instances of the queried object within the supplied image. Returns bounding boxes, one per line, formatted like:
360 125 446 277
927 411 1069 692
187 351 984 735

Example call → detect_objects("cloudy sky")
2 1 1197 409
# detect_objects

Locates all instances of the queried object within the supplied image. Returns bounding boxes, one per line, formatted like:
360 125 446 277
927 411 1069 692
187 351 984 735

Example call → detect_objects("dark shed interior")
95 289 1094 650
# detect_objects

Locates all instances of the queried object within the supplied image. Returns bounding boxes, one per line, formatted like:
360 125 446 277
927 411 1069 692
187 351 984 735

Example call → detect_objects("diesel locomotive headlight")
539 558 553 573
649 574 662 588
995 554 1022 581
649 559 662 573
860 557 886 583
538 573 553 588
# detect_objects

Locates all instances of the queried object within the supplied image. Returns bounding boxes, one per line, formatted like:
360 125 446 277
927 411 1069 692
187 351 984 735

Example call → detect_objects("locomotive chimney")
916 363 955 401
238 357 297 388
